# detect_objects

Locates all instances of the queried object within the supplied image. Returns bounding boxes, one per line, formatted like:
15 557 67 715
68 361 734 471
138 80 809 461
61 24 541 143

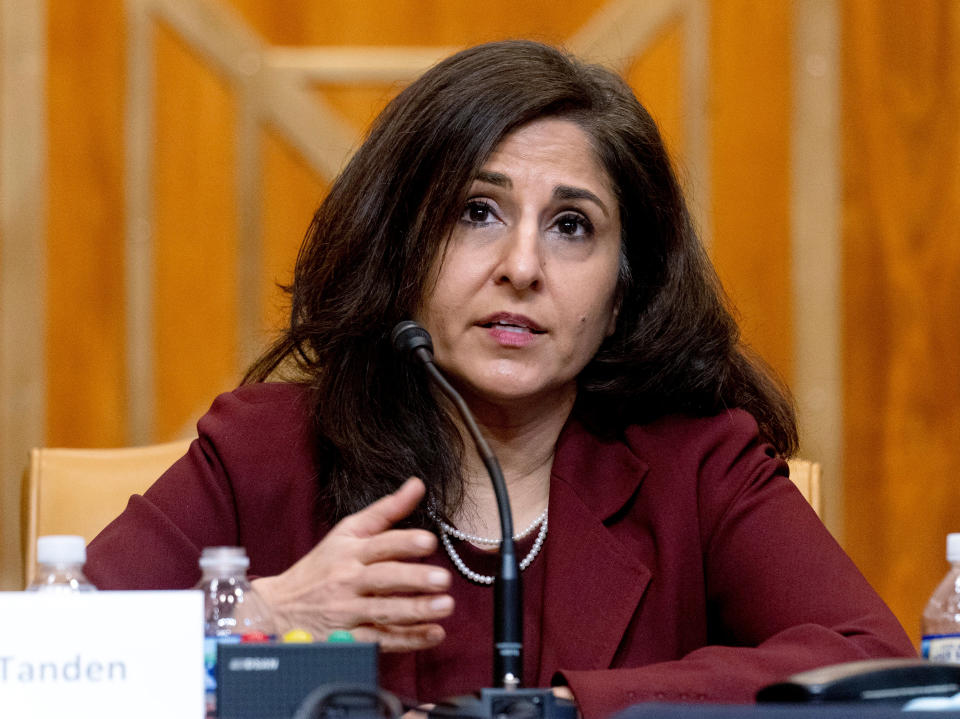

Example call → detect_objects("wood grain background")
2 0 959 649
842 1 960 645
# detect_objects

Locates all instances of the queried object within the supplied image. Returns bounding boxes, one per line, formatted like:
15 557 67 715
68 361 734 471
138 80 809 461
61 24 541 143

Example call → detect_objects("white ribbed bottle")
921 533 960 662
26 535 97 593
196 546 273 718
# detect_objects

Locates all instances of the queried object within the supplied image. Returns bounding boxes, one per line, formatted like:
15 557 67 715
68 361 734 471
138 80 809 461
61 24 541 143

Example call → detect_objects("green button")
327 630 354 643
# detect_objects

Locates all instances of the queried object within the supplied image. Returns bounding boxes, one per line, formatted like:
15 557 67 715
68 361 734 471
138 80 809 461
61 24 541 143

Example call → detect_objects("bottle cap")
36 535 86 565
947 534 960 563
198 546 250 570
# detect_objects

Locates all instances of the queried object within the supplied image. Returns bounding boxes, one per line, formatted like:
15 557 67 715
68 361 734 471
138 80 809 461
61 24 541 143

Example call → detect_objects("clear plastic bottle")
196 546 273 717
921 533 960 662
26 535 97 593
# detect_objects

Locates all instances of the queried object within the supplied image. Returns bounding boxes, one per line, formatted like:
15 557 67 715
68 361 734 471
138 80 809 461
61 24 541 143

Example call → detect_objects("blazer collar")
537 419 652 680
550 419 649 520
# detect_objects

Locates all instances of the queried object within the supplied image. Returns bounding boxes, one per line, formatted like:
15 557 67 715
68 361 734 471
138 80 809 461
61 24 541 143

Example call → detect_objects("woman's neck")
445 385 575 541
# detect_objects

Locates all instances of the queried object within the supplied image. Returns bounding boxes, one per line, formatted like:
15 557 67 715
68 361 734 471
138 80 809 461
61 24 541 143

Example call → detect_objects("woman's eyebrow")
554 185 610 218
472 172 610 218
475 170 512 188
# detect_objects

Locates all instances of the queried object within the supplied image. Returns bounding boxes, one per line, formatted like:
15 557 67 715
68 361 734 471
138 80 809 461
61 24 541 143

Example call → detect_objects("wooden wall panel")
709 0 793 384
312 86 399 137
227 0 606 46
260 130 326 337
625 19 684 159
45 0 127 448
843 1 960 643
1 0 48 590
153 21 239 440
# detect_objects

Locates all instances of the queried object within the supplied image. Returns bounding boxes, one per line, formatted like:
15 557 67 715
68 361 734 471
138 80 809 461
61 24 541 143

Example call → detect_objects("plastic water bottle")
921 533 960 662
196 546 273 717
26 535 97 592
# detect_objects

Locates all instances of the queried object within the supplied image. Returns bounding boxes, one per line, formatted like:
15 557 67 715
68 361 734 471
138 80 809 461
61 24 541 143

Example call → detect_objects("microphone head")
391 320 434 360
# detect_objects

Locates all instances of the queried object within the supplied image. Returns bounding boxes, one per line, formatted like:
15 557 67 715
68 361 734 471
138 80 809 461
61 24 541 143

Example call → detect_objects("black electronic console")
756 657 960 704
217 641 379 719
293 683 404 719
392 321 578 719
429 688 577 719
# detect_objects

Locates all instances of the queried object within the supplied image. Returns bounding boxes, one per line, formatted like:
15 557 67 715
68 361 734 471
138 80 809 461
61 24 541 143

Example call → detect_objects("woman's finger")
356 560 451 596
330 593 455 628
358 528 438 564
349 622 447 653
336 477 426 538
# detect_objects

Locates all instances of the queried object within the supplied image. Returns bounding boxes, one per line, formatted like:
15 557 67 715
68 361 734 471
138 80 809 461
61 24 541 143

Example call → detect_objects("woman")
86 40 914 716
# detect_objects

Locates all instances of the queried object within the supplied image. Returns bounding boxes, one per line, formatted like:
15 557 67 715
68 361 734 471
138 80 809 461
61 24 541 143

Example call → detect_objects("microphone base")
428 688 577 719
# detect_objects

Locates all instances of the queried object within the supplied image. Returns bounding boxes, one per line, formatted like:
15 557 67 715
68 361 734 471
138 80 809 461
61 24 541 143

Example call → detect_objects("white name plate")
0 590 203 718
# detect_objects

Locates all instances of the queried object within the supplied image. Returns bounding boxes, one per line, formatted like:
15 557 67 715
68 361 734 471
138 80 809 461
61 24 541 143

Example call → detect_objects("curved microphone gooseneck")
391 320 523 691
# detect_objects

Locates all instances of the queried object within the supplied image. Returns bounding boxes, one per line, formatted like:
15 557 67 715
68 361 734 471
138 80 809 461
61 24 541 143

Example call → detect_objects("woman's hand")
253 477 453 652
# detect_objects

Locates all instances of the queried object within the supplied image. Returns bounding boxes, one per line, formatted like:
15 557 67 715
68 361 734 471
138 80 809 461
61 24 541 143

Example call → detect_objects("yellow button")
281 629 313 643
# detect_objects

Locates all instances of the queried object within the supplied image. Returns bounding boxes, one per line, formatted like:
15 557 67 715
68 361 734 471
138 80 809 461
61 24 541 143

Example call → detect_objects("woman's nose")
494 221 543 291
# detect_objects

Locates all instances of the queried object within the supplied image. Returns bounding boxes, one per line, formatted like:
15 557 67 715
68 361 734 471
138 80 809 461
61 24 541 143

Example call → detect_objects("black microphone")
391 320 523 689
392 321 575 719
391 320 435 365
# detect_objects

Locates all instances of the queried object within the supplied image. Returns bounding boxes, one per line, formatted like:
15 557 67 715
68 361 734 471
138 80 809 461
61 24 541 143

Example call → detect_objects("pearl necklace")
430 508 548 585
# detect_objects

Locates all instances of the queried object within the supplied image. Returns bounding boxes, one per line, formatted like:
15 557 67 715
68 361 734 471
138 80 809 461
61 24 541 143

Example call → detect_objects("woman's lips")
477 312 545 332
477 313 545 347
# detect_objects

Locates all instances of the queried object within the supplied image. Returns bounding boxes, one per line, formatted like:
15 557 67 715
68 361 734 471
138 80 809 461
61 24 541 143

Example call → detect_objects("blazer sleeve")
558 412 916 717
85 383 320 589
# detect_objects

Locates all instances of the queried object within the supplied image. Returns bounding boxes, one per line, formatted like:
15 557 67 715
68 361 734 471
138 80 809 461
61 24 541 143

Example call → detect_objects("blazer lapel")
537 420 651 682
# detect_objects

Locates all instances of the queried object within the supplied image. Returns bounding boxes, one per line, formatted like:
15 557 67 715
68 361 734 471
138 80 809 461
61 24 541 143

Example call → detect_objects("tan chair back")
19 441 821 586
786 458 823 517
21 438 192 587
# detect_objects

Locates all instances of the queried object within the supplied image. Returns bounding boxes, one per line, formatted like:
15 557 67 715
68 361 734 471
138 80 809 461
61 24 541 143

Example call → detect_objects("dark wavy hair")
244 40 797 525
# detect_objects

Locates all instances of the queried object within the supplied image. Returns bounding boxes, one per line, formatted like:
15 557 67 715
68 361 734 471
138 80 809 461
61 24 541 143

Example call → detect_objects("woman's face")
416 117 622 410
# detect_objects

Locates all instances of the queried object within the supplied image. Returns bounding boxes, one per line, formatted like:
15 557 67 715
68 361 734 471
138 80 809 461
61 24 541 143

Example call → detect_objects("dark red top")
86 383 915 717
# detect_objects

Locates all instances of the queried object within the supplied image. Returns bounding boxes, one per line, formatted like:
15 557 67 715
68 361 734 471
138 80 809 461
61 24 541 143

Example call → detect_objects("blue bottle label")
203 635 242 716
921 633 960 662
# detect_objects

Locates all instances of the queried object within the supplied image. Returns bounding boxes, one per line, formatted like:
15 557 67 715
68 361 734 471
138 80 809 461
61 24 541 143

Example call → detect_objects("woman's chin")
458 377 577 414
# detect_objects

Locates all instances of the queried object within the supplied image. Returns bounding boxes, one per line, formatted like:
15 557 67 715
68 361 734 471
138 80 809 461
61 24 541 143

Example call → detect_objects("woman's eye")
555 213 592 237
462 201 494 224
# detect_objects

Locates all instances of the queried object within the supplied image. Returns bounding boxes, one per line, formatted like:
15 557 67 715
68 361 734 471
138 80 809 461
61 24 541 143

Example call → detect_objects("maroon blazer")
86 383 915 718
